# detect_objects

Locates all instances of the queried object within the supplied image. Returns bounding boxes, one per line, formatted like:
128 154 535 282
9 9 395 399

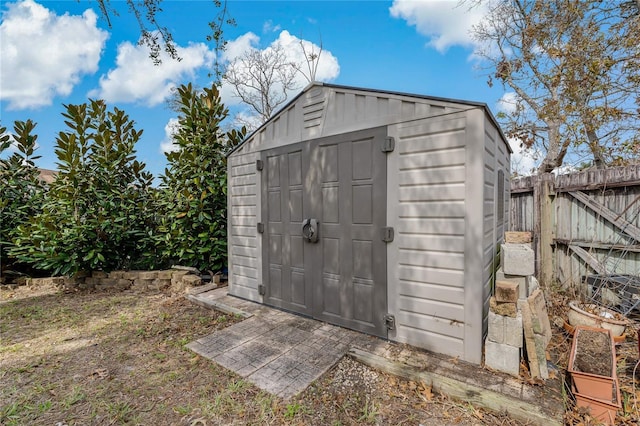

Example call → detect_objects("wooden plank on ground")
569 190 640 242
568 245 607 275
348 348 562 426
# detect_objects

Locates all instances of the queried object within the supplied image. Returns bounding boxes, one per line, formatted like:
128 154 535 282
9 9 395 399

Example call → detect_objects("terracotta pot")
568 326 621 425
573 392 620 425
567 301 627 337
562 320 626 344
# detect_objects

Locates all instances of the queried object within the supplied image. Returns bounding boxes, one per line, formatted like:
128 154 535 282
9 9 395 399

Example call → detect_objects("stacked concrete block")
486 280 523 376
486 237 552 380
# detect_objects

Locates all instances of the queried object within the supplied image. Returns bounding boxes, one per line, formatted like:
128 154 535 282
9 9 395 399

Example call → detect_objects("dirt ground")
1 284 638 425
0 285 528 426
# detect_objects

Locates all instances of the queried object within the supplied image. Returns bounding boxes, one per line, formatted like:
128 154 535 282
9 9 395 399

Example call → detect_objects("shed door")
262 127 388 338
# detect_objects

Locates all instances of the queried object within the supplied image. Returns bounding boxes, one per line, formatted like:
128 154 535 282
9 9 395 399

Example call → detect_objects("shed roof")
228 82 512 156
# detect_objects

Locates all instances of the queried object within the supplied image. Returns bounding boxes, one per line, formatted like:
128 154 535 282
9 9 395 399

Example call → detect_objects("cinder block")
496 280 519 303
92 271 108 279
504 312 523 348
500 243 534 276
487 311 504 343
490 296 517 317
484 340 521 376
496 267 530 299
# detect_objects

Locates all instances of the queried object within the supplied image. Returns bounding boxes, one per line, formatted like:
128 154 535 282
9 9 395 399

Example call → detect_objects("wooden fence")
510 165 640 291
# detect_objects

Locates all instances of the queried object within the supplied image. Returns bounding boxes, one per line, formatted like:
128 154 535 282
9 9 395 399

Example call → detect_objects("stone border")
22 269 208 294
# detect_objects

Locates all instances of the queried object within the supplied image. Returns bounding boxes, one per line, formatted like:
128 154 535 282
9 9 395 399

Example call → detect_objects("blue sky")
1 0 528 178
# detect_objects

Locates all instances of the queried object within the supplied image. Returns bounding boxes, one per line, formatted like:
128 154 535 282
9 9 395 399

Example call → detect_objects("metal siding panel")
398 234 465 252
398 264 465 287
231 225 255 237
398 296 465 323
398 200 466 218
228 151 260 301
399 250 465 270
394 323 465 359
399 183 465 202
398 165 465 186
387 112 475 358
398 280 465 304
397 217 465 235
463 108 485 364
399 148 465 170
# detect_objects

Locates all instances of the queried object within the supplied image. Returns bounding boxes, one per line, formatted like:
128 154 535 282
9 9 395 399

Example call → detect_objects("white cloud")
389 0 487 53
497 92 518 115
509 137 541 176
222 32 260 63
220 30 340 108
0 0 108 110
262 19 281 33
159 118 180 153
91 38 215 106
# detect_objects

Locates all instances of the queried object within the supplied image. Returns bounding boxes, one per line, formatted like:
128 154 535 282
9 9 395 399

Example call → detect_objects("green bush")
10 101 162 275
159 83 245 272
0 120 46 277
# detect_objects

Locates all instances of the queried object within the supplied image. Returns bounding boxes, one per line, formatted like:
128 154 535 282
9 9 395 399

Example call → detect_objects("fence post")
535 173 554 286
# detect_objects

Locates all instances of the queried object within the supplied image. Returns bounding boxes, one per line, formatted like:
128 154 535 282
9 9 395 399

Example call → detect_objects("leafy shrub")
159 83 245 272
10 101 161 275
0 121 46 277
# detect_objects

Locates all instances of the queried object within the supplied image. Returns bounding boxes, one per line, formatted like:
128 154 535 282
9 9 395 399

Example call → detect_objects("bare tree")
224 43 300 124
297 37 323 83
471 0 640 173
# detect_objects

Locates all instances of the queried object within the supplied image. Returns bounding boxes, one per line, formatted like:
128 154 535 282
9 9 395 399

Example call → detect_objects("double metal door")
261 127 388 337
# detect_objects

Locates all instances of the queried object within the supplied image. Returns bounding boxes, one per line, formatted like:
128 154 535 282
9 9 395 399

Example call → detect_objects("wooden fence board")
510 165 640 289
568 191 640 242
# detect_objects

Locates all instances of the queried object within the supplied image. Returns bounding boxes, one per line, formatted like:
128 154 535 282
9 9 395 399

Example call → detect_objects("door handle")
302 218 319 243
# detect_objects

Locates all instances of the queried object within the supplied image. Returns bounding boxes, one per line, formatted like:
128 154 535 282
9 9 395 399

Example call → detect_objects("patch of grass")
153 352 167 361
104 400 135 424
172 403 191 415
357 397 379 423
284 402 306 419
62 386 86 409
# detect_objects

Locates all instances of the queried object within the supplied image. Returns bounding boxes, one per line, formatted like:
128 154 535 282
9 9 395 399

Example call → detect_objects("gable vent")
302 88 326 129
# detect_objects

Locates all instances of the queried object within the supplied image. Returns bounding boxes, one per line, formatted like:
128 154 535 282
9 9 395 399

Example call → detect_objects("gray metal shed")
227 83 511 364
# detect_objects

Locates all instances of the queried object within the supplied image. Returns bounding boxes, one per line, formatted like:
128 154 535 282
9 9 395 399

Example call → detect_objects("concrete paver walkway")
186 287 379 399
185 287 563 425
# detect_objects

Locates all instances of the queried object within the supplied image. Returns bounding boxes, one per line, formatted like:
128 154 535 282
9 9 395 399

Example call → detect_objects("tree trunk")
586 127 607 169
537 122 565 173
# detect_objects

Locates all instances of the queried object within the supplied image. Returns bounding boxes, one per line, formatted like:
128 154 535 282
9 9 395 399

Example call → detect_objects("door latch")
382 227 394 243
384 314 396 330
302 218 319 243
382 136 395 153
